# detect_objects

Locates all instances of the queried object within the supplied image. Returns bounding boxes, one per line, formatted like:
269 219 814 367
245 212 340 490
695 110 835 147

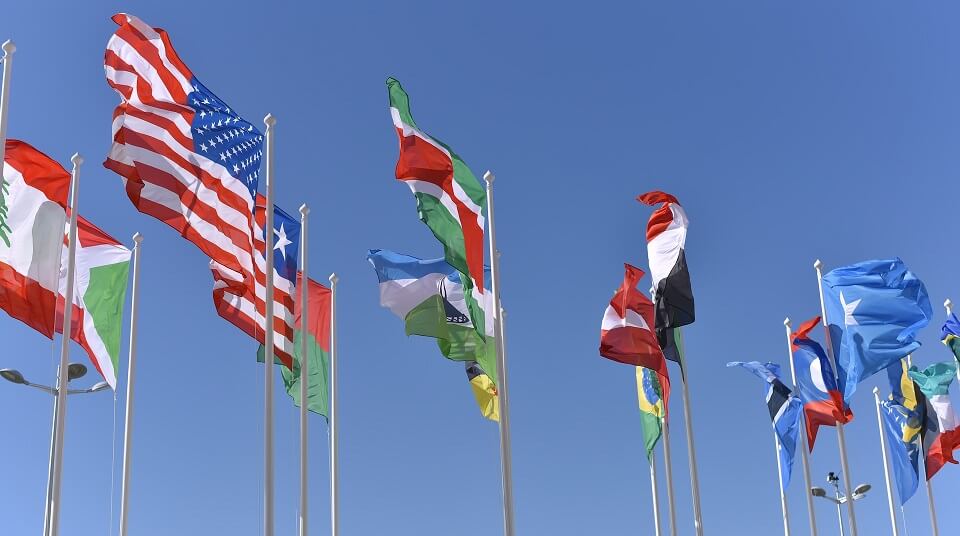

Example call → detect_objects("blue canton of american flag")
189 79 263 198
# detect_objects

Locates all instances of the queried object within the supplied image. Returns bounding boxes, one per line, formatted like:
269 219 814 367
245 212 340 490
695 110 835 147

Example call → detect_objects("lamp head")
853 484 872 497
0 368 26 385
89 381 110 393
810 487 827 498
67 363 88 381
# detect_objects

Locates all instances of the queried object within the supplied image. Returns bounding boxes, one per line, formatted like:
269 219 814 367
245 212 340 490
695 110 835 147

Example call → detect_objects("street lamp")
811 472 871 536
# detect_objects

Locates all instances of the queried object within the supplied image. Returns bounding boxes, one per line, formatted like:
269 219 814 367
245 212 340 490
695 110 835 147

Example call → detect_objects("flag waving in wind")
822 258 932 401
637 191 694 329
908 361 960 479
942 313 960 363
636 366 664 460
791 316 852 451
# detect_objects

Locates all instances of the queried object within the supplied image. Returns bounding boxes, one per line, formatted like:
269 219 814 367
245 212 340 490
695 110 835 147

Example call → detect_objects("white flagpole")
0 40 15 176
872 387 900 536
298 205 309 536
118 233 143 536
783 318 818 536
262 114 277 536
482 171 516 536
648 450 662 536
673 329 704 535
772 433 791 536
660 416 678 536
813 260 858 536
49 153 82 536
328 273 339 536
945 300 958 384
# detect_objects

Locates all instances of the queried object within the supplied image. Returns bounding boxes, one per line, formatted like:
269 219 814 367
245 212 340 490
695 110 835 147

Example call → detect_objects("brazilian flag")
636 366 664 460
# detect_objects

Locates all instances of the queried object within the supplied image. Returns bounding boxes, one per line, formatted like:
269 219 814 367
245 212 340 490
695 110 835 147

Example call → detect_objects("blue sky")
2 1 959 535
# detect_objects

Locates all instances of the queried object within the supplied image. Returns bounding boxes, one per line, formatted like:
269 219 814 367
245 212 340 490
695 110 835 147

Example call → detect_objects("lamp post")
811 472 872 536
0 363 109 535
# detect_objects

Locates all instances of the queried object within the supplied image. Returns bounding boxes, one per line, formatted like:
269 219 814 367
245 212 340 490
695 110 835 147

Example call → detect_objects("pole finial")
263 113 276 128
483 170 495 184
2 40 15 56
813 259 823 271
945 298 953 312
299 203 310 216
132 232 143 244
783 317 791 327
329 272 339 286
873 386 880 395
70 153 83 167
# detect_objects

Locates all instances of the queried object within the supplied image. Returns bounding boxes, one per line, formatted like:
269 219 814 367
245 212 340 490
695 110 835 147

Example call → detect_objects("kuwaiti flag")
908 361 960 480
791 316 853 451
599 264 670 413
637 191 694 329
0 141 70 338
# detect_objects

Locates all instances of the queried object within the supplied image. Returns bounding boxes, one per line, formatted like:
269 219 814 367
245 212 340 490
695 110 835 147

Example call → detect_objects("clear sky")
1 1 959 535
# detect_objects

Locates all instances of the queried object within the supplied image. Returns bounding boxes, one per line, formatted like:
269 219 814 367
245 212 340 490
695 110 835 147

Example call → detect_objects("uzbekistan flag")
907 361 960 480
599 264 670 414
637 191 694 329
791 316 853 451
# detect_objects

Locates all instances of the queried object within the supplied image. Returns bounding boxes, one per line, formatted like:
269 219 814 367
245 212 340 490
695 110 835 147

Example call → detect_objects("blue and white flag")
727 361 803 486
880 399 921 504
822 258 932 401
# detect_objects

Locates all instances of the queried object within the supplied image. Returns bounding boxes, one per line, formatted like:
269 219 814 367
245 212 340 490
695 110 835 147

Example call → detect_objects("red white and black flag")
637 191 694 329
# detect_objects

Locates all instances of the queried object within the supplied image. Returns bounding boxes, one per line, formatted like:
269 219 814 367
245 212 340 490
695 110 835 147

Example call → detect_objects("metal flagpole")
872 387 900 536
772 433 791 536
904 354 939 536
674 328 704 535
0 40 15 178
783 318 818 536
945 300 958 384
118 233 143 536
813 260 858 536
49 154 82 536
298 205 309 536
660 416 678 536
482 171 515 536
328 273 339 536
262 114 277 536
648 450 662 536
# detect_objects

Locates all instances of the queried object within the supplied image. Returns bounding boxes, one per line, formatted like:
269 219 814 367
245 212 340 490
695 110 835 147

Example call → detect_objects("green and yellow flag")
636 366 664 460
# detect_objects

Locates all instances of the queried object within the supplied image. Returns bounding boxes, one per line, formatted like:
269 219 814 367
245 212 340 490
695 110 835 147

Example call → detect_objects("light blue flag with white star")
822 258 932 401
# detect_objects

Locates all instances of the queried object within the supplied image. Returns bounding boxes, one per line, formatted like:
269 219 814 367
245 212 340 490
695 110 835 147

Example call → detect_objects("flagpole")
48 154 82 536
648 450 662 536
813 259 858 536
0 40 15 178
660 416 678 536
483 171 516 536
328 272 339 536
783 318 818 536
298 204 309 536
772 433 791 536
674 328 704 536
872 387 900 536
118 233 143 536
262 114 276 536
904 354 939 536
945 300 958 384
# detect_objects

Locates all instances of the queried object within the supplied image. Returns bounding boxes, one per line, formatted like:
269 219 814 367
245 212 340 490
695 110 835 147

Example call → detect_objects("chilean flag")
792 316 853 451
600 264 671 414
637 191 694 329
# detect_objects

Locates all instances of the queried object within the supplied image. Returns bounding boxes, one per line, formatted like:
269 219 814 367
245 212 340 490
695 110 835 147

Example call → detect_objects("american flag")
103 13 260 282
212 196 300 368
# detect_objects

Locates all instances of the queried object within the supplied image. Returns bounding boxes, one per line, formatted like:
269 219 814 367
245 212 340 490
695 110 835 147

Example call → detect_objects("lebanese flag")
600 263 670 413
791 316 853 451
0 140 70 338
637 191 694 329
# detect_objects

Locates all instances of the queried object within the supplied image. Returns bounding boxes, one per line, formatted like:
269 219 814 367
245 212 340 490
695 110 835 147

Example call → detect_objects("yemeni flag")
637 191 694 329
56 218 132 389
908 361 960 480
259 273 331 418
0 140 71 338
387 78 489 341
600 264 671 414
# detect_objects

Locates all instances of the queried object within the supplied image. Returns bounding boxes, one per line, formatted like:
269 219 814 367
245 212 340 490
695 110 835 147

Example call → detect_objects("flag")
0 140 70 338
104 13 261 282
791 316 853 451
636 366 664 460
213 197 300 368
599 263 671 414
637 191 694 329
880 398 921 505
386 78 488 340
258 274 331 418
657 327 683 366
908 361 960 479
727 361 803 486
821 258 932 401
56 218 131 389
466 361 499 422
942 313 960 363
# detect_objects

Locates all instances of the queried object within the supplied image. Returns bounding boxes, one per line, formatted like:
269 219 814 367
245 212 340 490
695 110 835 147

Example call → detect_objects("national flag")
657 327 683 367
104 13 261 283
212 197 300 368
0 140 70 338
908 361 960 479
258 274 331 418
466 361 499 422
599 263 671 414
941 313 960 363
791 316 852 451
821 258 932 401
637 191 694 329
636 366 664 460
386 78 488 340
56 218 131 389
879 398 921 505
727 361 803 486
